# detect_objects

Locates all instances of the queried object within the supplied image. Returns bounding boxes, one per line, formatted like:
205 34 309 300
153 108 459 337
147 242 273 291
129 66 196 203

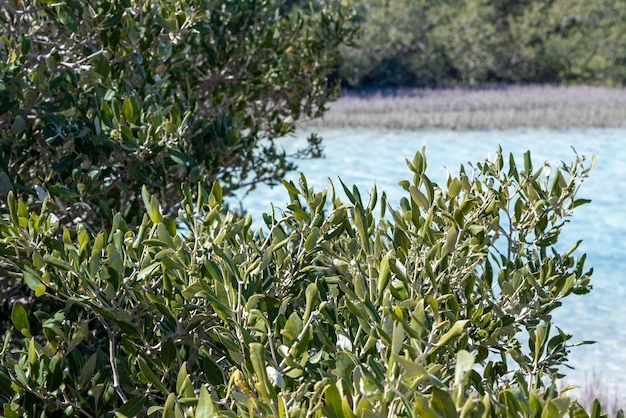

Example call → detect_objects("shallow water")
231 127 626 393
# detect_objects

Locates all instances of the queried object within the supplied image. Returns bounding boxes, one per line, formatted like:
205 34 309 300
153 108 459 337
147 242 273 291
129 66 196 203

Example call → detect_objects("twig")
99 318 128 403
278 310 318 370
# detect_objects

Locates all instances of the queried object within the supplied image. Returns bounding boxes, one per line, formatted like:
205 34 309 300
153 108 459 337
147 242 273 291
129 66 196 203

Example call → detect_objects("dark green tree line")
338 0 626 87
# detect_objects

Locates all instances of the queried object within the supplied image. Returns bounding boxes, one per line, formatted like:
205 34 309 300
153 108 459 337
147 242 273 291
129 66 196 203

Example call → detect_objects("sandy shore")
301 85 626 130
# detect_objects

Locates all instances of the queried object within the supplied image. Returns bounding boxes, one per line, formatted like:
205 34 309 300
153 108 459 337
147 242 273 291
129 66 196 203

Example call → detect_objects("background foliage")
337 0 626 87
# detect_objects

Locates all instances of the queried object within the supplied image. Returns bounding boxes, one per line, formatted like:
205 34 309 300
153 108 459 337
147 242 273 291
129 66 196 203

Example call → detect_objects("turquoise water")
231 128 626 392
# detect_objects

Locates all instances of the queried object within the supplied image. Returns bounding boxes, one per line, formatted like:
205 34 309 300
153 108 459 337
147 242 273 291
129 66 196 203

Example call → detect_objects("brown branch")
99 318 128 404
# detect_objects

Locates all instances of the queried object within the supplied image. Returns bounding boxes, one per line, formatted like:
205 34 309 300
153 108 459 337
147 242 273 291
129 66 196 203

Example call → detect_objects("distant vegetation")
337 0 626 88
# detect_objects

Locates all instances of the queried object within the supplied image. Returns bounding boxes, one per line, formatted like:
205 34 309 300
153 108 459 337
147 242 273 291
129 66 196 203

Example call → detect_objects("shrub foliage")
0 0 354 228
1 149 606 417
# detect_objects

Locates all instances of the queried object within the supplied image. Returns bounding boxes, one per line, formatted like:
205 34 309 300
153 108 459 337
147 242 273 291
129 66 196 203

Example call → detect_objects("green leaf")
353 203 371 253
281 179 301 198
149 195 164 223
453 350 475 405
160 338 177 369
28 337 37 366
529 391 543 417
115 396 146 418
393 355 429 380
147 406 164 416
460 395 479 418
563 240 582 258
433 320 469 353
412 150 426 176
13 364 29 388
162 392 177 418
499 390 527 417
391 322 405 357
304 227 321 251
22 269 42 292
590 399 601 418
199 349 224 386
376 251 392 297
43 255 73 272
3 403 19 418
534 322 547 363
122 97 133 121
102 9 124 27
339 178 356 204
523 150 532 172
92 231 106 256
549 170 563 197
448 178 462 198
415 397 444 418
210 182 223 206
442 227 458 258
141 185 151 213
138 357 168 393
176 362 189 396
78 352 98 389
111 97 121 121
249 343 274 402
541 399 561 418
137 262 160 282
303 282 318 322
177 372 193 398
430 387 458 418
282 312 303 342
107 244 125 277
169 149 192 166
11 303 30 337
195 385 215 417
572 198 592 208
7 190 18 226
10 115 26 135
409 185 430 209
324 382 343 418
550 397 573 415
47 357 64 391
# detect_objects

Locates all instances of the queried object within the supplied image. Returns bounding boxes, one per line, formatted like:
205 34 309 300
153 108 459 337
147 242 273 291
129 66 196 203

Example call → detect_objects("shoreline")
301 85 626 131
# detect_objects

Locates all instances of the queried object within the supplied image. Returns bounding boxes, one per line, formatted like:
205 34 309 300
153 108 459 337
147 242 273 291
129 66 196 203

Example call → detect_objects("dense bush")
338 0 626 87
2 148 611 417
0 1 619 416
0 0 354 228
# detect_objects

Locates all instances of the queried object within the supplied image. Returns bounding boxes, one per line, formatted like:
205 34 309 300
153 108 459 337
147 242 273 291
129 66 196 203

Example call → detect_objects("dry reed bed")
302 85 626 130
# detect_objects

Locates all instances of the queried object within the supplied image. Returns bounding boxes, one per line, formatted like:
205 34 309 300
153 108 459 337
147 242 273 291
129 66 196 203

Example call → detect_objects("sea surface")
231 128 626 393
